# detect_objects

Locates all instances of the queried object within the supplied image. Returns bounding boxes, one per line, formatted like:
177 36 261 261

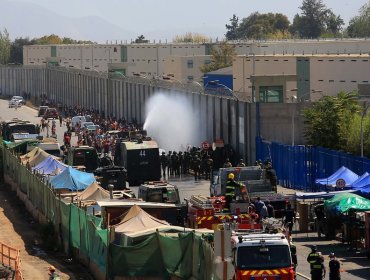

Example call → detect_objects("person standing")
311 254 326 280
328 252 341 280
282 203 295 236
160 152 168 178
315 204 326 238
223 158 232 168
266 200 275 218
224 173 242 212
307 246 320 276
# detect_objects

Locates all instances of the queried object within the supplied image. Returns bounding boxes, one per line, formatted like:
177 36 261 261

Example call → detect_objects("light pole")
291 95 297 146
360 104 370 157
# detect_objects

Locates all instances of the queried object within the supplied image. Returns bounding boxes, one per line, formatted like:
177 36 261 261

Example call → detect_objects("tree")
324 10 344 35
0 29 11 64
34 34 62 44
303 91 361 150
225 14 239 40
200 42 236 73
10 37 35 64
295 0 329 38
234 12 290 40
135 35 148 43
347 1 370 38
61 37 94 44
173 32 211 43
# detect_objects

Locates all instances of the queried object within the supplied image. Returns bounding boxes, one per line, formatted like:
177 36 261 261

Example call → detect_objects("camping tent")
315 166 359 187
75 182 110 202
20 147 50 167
350 172 370 188
114 205 169 234
50 166 96 191
32 155 67 175
324 193 370 214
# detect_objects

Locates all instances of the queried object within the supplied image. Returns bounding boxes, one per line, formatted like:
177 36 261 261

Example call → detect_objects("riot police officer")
160 151 168 177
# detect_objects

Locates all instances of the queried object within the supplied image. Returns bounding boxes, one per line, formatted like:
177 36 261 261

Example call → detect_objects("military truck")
138 181 181 204
115 139 161 186
66 146 99 172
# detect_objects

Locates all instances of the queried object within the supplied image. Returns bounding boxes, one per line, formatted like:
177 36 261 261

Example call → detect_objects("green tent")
324 193 370 214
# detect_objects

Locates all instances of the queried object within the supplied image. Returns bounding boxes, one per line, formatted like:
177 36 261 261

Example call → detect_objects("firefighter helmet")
228 173 235 180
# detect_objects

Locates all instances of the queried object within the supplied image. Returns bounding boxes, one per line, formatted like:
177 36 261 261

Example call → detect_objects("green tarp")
324 193 370 213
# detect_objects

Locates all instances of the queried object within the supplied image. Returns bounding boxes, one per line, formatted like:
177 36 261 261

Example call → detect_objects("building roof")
97 200 177 208
239 54 370 59
206 66 233 76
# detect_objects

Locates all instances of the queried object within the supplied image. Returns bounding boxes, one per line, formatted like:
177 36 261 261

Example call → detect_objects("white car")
8 99 22 108
10 96 25 105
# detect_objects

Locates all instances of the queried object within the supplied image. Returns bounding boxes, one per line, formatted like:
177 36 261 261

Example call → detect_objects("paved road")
1 99 369 279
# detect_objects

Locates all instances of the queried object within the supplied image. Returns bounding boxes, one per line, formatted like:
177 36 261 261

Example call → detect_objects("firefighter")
307 246 321 276
311 254 326 280
224 173 243 212
328 252 341 280
205 155 213 180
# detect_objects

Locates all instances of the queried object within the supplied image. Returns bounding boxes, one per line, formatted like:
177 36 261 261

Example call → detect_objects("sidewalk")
277 185 370 279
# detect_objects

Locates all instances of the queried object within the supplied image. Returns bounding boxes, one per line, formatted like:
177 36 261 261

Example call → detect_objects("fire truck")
214 224 296 280
186 195 261 230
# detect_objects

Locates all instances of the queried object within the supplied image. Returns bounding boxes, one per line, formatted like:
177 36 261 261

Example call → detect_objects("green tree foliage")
0 28 11 64
236 12 290 40
289 0 343 38
303 91 361 150
10 37 35 64
200 42 236 73
135 35 149 43
225 14 239 40
347 1 370 38
173 32 211 43
61 37 94 44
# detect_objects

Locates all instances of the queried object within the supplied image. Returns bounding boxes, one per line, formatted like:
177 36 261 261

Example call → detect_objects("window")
259 86 283 103
187 60 194 68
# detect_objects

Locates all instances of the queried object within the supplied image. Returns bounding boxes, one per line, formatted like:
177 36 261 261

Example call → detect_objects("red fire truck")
186 195 261 230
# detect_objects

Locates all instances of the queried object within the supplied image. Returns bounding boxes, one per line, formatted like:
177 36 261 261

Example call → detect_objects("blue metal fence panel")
255 137 370 191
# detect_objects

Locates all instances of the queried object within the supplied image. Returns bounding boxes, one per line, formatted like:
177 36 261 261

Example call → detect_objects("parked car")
43 108 59 119
10 96 25 105
38 106 49 117
71 116 86 128
8 99 22 108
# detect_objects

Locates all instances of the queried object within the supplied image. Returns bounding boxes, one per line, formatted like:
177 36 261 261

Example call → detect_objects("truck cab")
138 181 181 204
232 232 295 280
67 146 99 172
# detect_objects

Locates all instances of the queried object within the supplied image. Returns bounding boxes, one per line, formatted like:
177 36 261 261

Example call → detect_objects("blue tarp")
32 156 67 175
50 166 96 191
350 172 370 189
315 166 359 187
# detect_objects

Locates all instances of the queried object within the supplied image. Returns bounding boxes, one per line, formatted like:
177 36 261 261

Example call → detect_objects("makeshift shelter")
32 155 67 175
113 205 170 245
75 182 110 202
350 172 370 188
315 166 359 188
51 166 96 191
20 147 50 167
324 193 370 214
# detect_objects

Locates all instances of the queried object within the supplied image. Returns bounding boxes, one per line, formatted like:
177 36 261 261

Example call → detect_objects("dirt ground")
0 183 94 280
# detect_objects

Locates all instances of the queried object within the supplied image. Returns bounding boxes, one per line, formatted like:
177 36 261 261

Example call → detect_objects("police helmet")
228 173 235 180
329 252 335 258
311 245 317 252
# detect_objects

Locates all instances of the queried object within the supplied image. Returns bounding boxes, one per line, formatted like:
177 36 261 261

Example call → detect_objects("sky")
4 0 368 40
